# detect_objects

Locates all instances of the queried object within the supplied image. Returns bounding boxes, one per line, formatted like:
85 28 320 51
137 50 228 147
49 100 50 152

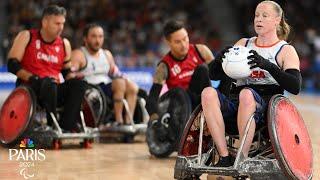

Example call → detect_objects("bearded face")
84 27 104 53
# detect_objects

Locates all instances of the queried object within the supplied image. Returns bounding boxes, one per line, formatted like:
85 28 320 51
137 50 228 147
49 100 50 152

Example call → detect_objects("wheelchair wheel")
268 94 313 180
0 86 36 147
177 105 213 157
146 87 192 158
83 84 108 127
133 89 148 124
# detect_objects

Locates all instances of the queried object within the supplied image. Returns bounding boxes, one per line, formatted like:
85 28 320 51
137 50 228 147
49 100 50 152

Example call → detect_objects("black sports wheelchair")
82 84 149 143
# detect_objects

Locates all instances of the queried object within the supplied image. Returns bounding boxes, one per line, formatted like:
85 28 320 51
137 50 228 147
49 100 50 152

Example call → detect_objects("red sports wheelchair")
0 85 96 149
174 94 313 180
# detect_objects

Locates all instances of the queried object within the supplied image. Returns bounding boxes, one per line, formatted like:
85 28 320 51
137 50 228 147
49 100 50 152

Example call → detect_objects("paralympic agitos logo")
8 138 46 179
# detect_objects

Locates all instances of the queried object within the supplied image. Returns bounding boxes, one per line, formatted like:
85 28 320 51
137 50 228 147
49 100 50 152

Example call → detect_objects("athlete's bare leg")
112 78 126 124
201 87 229 157
237 89 256 158
124 79 138 124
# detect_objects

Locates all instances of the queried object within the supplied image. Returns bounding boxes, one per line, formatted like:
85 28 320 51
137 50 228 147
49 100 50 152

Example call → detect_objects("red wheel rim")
0 87 34 144
82 100 95 127
269 95 313 180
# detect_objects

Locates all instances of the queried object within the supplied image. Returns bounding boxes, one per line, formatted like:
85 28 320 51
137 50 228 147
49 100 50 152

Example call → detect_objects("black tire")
146 88 192 158
146 120 175 158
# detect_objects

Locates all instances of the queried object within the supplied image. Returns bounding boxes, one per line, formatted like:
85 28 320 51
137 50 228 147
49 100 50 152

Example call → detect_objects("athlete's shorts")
216 87 267 125
98 83 112 98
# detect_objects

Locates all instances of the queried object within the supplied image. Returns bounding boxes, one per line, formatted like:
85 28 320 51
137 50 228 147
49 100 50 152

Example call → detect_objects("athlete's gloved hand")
29 75 56 96
208 46 232 80
247 50 273 70
214 46 233 63
146 98 159 117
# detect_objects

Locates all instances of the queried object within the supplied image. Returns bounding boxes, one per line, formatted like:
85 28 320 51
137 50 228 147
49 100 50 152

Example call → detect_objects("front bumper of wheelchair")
174 155 287 179
98 123 147 135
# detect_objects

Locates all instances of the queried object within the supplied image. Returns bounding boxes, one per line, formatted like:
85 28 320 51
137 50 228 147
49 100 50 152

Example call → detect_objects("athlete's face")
42 15 65 38
254 2 280 36
166 28 189 59
84 27 104 53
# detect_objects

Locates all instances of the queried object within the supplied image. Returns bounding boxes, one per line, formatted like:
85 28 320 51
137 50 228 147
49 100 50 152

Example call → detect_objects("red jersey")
21 29 66 82
161 44 205 90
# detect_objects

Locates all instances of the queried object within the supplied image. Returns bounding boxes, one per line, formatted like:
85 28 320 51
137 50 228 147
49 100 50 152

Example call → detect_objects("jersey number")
171 64 181 76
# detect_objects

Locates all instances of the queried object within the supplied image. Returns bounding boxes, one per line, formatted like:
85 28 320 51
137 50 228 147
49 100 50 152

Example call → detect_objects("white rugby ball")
222 46 252 79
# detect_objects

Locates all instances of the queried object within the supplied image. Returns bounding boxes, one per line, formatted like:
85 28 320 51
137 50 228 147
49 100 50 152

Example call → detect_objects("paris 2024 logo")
8 138 46 179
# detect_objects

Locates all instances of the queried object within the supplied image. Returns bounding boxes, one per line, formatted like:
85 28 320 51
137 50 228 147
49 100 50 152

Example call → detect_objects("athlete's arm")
66 48 87 80
70 49 86 71
63 38 72 65
62 38 82 80
104 49 123 78
146 62 168 117
7 30 33 81
195 44 214 64
278 45 300 70
274 45 301 94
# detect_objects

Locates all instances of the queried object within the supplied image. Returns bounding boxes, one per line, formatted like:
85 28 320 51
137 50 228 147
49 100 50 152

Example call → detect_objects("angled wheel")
82 84 108 127
268 94 313 180
0 86 36 147
177 105 212 157
146 88 192 158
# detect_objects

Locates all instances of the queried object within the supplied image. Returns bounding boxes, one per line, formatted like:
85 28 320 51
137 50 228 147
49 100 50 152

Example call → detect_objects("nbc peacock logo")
19 138 35 149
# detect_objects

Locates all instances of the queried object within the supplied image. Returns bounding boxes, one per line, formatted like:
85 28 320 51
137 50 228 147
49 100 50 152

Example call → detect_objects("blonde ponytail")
262 1 291 40
277 11 291 40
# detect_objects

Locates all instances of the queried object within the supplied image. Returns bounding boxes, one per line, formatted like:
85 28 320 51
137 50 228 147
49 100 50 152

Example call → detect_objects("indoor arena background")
0 0 319 179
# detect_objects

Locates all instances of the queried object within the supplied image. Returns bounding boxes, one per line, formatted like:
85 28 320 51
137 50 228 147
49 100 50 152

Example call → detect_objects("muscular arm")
195 44 214 64
63 38 72 68
66 48 87 80
278 45 300 70
146 62 168 116
62 38 83 80
153 62 168 84
7 30 33 81
70 49 86 71
105 49 122 78
272 45 301 94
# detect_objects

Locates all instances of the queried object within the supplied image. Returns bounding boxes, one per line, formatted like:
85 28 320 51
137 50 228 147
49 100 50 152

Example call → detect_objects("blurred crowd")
234 0 320 92
2 0 320 92
2 0 221 68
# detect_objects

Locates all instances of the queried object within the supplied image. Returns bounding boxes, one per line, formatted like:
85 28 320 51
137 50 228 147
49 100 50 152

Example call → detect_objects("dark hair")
83 23 103 37
163 20 185 39
41 5 66 19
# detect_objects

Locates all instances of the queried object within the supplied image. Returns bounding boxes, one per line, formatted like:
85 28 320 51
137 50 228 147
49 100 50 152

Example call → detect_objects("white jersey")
80 47 112 85
236 37 288 86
